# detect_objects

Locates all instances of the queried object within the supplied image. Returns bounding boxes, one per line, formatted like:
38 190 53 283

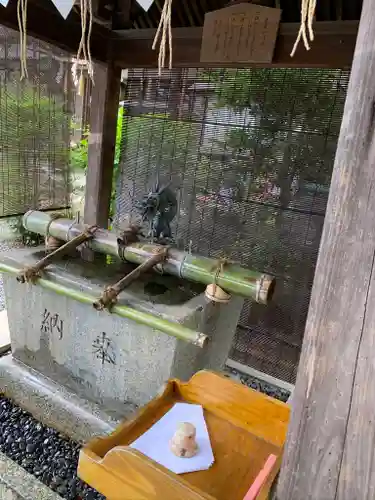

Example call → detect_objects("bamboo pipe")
0 261 208 348
23 211 275 304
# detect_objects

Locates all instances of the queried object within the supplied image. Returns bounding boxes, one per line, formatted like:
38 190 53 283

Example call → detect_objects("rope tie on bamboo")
152 0 173 75
45 215 63 253
72 0 94 90
152 245 170 274
290 0 317 57
205 258 231 304
17 0 28 79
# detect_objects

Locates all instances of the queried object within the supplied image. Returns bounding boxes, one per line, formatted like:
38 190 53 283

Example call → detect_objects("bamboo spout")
23 211 276 304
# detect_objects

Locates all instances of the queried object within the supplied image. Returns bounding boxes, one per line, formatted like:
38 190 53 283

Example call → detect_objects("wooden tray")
78 371 290 500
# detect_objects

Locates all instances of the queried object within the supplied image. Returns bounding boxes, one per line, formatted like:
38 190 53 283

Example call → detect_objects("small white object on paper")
50 0 75 19
135 0 154 12
130 403 215 474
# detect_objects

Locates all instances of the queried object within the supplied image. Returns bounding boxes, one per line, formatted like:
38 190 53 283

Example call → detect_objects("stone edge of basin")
0 451 63 500
0 354 124 444
0 248 203 323
0 309 10 355
0 255 210 347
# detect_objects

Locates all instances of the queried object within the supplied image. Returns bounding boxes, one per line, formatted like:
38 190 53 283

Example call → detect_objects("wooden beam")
111 21 358 69
84 62 121 228
112 0 132 29
277 0 375 498
0 0 109 61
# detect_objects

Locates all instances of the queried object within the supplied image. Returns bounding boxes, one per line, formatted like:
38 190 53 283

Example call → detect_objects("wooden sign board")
200 3 281 64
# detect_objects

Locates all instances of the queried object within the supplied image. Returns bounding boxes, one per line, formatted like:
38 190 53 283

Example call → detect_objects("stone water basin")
0 247 243 415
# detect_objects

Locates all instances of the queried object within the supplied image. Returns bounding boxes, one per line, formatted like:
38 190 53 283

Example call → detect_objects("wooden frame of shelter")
0 0 373 497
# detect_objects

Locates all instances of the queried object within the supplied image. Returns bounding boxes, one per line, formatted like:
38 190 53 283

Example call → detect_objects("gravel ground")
224 366 290 402
0 372 286 500
0 369 287 500
0 395 105 500
0 221 288 499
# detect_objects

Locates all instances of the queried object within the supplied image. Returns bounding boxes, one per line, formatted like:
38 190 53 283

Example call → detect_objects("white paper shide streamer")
152 0 173 75
291 0 317 56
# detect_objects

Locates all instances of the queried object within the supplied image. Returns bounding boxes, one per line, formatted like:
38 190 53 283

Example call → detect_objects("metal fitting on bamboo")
22 211 276 305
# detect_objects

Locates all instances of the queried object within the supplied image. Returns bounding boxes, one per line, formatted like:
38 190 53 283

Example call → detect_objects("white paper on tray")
130 402 215 474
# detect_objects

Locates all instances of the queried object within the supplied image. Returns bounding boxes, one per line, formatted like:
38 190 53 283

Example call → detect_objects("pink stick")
243 454 278 500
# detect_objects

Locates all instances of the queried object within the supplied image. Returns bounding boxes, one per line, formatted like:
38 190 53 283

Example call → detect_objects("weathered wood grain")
277 0 375 498
84 63 121 228
79 371 289 500
111 21 358 69
80 448 213 500
337 259 375 499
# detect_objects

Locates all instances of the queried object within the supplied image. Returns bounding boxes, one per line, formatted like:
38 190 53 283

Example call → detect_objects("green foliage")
69 108 194 219
0 88 62 132
0 87 67 164
0 86 69 217
199 68 347 276
123 112 196 174
205 68 346 189
70 107 124 172
70 108 195 175
115 106 124 165
70 107 124 218
70 127 89 170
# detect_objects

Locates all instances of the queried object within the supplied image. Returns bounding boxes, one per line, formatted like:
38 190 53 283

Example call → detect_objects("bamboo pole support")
22 211 276 304
0 262 209 348
17 224 98 284
93 247 168 311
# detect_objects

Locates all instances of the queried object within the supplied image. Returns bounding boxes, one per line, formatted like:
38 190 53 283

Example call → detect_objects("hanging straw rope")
152 0 173 75
153 0 316 66
290 0 317 57
17 0 94 85
17 0 28 79
72 0 94 89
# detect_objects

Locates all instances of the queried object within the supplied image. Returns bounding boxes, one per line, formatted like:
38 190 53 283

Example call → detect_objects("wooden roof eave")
110 21 358 69
0 0 110 62
0 0 359 69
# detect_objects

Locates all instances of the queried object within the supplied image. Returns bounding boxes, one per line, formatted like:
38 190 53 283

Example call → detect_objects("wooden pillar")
277 1 375 498
83 62 122 228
